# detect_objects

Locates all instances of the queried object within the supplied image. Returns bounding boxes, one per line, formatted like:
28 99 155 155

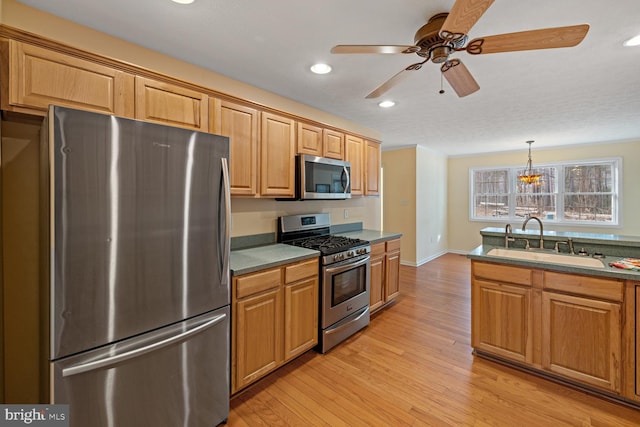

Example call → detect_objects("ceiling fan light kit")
518 140 542 184
331 0 589 100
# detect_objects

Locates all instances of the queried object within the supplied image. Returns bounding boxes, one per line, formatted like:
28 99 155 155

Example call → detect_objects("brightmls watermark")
0 405 68 426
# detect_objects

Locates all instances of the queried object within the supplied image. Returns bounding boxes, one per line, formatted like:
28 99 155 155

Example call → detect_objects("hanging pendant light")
518 140 542 184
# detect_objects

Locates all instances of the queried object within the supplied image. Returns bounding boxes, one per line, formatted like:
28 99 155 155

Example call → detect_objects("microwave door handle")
341 166 350 194
324 255 370 275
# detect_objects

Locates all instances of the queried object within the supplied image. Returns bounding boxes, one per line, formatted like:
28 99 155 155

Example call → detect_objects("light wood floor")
227 253 640 426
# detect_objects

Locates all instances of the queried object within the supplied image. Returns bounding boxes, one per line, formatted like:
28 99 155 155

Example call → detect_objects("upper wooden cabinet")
2 40 134 117
364 140 381 196
323 129 344 160
210 99 259 196
260 112 296 197
297 122 323 156
134 76 208 131
345 134 364 196
297 124 345 160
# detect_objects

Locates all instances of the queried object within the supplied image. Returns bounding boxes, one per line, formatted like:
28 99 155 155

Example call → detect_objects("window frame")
469 157 622 227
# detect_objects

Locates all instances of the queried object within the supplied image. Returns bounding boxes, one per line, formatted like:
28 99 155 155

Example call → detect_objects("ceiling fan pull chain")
439 71 445 94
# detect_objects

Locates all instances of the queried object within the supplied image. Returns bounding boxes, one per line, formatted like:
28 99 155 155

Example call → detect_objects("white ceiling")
17 0 640 156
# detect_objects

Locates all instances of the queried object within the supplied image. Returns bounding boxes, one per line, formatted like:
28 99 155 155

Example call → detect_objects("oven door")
321 255 370 328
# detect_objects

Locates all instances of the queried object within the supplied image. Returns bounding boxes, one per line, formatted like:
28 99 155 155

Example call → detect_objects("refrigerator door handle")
220 157 231 287
62 312 227 378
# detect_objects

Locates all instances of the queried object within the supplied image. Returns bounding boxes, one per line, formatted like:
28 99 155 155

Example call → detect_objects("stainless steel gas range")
278 213 370 353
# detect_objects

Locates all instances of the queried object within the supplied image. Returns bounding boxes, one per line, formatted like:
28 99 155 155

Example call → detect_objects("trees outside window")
471 159 619 225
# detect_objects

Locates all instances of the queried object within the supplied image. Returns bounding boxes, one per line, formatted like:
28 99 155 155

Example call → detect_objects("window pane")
565 164 613 192
516 167 557 194
474 195 509 218
474 170 508 193
515 194 556 218
563 194 613 222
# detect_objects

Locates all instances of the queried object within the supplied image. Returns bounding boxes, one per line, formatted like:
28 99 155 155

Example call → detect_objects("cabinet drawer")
543 271 623 302
285 258 319 284
370 242 386 257
235 268 281 299
386 238 401 252
473 261 532 286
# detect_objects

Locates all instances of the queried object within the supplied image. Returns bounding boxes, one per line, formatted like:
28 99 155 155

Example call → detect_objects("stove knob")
347 251 354 257
340 254 345 260
333 255 339 261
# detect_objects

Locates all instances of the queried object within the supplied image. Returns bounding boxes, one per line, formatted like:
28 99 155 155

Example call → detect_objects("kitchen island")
468 227 640 408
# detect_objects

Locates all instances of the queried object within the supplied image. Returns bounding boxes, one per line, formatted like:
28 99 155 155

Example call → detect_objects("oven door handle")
325 307 369 336
324 255 370 275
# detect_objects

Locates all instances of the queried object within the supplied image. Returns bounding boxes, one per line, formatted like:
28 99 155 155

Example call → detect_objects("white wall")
416 146 448 265
447 140 640 252
382 146 448 266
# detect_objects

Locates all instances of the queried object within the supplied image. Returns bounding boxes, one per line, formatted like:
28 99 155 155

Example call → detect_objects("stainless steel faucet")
505 224 514 248
522 215 544 249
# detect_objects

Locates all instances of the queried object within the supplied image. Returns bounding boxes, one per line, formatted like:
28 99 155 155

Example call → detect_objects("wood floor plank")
228 253 640 426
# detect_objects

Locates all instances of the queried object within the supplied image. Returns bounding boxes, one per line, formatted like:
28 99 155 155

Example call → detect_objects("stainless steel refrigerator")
42 106 231 426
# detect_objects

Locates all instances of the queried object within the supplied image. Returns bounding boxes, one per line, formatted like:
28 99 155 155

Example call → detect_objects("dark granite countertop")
468 244 640 281
335 229 402 244
230 244 319 276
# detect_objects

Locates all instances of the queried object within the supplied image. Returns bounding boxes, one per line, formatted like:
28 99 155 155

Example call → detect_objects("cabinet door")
364 140 381 196
369 252 385 312
345 134 364 196
384 239 401 302
211 99 259 196
297 122 322 156
260 112 296 197
135 76 208 131
542 292 621 393
234 288 283 392
284 277 319 361
472 279 533 364
5 40 134 117
323 129 344 160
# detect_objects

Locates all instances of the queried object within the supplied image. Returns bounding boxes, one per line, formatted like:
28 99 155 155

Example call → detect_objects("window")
470 158 620 226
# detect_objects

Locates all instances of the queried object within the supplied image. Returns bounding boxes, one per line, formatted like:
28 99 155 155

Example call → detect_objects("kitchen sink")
486 248 605 268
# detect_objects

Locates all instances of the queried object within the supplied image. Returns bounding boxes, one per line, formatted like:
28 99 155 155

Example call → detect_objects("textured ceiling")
16 0 640 156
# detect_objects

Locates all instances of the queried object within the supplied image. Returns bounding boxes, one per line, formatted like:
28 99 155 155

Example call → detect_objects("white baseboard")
400 250 452 267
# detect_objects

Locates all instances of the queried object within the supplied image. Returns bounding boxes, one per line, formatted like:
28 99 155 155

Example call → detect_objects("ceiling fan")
331 0 589 98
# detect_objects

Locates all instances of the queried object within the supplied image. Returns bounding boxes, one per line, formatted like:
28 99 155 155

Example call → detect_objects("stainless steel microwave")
296 154 351 200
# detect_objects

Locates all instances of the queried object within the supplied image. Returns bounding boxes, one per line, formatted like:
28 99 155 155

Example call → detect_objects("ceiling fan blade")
365 63 423 99
441 59 480 97
440 0 495 40
331 45 420 54
466 24 590 55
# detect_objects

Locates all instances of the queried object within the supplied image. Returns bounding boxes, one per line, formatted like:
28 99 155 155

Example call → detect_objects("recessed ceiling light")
623 34 640 47
378 100 396 108
310 63 332 74
172 0 194 4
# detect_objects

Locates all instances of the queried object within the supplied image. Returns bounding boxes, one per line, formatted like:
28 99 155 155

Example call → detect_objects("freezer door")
49 106 231 359
52 307 230 427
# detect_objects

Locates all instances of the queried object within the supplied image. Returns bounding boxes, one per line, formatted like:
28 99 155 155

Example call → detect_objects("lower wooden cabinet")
232 258 318 394
542 291 621 392
472 279 532 364
369 238 401 313
471 260 626 398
